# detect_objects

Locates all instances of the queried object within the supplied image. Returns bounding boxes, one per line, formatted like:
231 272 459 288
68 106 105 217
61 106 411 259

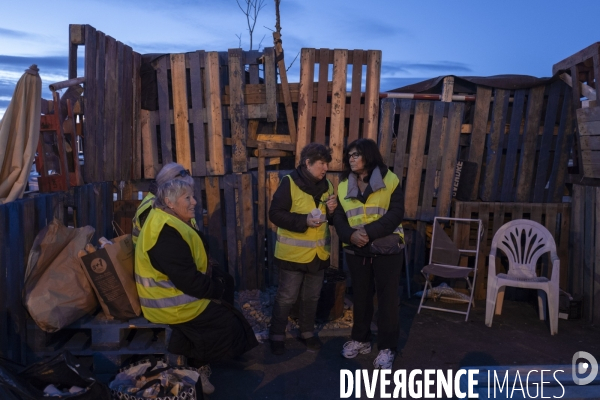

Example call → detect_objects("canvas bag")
24 219 98 332
79 234 141 320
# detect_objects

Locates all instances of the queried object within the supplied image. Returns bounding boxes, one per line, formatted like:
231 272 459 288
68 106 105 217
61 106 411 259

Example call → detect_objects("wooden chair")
485 219 560 335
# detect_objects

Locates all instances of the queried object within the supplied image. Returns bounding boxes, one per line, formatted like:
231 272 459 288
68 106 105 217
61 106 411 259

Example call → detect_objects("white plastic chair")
485 219 560 335
417 217 483 321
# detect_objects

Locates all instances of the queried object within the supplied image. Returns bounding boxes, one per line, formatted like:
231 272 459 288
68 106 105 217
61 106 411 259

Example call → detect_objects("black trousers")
346 252 402 351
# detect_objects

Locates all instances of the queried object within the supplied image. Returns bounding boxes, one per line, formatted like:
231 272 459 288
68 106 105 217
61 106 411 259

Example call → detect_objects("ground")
208 296 600 400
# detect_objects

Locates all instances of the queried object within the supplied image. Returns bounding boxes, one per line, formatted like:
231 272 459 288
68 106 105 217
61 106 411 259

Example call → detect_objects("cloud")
381 61 472 75
0 28 42 40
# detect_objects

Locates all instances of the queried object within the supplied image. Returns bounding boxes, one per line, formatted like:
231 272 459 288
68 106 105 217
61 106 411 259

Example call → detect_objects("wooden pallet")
453 200 571 300
296 48 382 170
27 314 183 375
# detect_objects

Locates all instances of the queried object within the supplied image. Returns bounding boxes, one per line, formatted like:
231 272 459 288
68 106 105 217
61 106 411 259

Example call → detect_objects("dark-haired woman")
268 143 337 355
332 138 405 369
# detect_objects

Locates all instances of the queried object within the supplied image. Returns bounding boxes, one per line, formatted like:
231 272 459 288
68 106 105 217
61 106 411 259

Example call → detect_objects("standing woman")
332 138 405 369
268 143 337 355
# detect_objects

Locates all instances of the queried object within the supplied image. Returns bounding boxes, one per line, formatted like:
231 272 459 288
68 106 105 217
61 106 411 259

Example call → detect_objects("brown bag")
24 219 98 332
79 234 141 320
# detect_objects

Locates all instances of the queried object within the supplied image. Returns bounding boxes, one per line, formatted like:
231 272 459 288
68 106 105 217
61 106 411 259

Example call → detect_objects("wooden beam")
170 53 192 172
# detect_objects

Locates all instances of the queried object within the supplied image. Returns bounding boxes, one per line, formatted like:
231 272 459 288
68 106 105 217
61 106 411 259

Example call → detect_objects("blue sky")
1 0 599 119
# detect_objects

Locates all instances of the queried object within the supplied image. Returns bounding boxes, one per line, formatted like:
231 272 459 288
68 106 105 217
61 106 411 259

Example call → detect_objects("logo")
90 258 107 274
572 351 598 385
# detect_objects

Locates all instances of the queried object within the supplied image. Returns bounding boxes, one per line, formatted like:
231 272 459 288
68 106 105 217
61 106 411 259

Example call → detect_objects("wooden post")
273 32 297 142
364 50 382 141
441 76 454 102
296 48 315 165
205 52 225 175
228 48 249 173
329 49 348 171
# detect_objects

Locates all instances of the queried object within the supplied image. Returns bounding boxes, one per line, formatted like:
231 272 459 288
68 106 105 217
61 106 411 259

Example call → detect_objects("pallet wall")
0 183 113 364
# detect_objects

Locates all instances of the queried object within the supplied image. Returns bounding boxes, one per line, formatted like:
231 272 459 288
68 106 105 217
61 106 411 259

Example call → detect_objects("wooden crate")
453 200 571 300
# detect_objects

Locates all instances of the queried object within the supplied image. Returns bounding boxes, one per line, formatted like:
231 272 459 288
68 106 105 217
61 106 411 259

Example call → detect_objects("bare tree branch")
286 51 300 71
236 0 267 50
235 33 243 48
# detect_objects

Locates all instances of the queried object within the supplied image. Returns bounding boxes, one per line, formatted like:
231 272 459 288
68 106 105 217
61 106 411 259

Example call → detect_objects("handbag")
370 233 404 255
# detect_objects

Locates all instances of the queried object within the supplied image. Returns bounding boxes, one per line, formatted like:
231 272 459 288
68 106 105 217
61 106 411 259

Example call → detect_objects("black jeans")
269 268 325 340
346 252 402 351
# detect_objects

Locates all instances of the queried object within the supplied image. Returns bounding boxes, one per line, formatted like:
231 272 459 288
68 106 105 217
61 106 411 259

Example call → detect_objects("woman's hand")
325 195 337 214
350 228 369 247
307 214 324 228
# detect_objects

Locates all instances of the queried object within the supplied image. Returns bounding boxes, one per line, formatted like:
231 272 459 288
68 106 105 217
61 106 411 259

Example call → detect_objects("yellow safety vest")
132 192 199 246
338 170 404 245
274 176 333 263
135 208 210 324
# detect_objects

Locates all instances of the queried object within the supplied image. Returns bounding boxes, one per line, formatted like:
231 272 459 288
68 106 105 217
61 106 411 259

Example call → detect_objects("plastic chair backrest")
490 219 557 280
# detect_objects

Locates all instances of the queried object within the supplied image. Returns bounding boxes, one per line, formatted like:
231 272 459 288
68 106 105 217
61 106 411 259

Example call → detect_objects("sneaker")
341 340 372 359
270 340 285 355
373 349 396 369
198 365 215 395
301 336 322 351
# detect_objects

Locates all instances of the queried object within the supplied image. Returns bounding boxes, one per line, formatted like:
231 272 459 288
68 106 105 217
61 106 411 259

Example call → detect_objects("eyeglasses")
348 152 361 160
177 169 191 178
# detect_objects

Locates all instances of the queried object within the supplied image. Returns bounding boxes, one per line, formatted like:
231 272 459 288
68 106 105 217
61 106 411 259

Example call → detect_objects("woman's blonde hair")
154 179 194 210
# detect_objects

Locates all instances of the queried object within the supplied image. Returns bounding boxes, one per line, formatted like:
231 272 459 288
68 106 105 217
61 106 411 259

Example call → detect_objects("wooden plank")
132 51 142 180
348 49 364 142
329 49 348 171
296 48 315 165
378 100 395 167
94 30 105 183
156 55 173 165
363 50 381 141
571 64 582 112
263 47 277 123
103 36 117 181
314 48 330 144
273 32 297 142
121 45 134 181
480 89 510 201
228 48 249 173
404 101 430 219
141 110 158 179
436 102 465 218
238 174 257 289
467 86 492 200
188 51 207 176
114 41 125 181
83 25 97 183
547 87 573 202
327 173 341 270
257 146 266 289
68 25 81 79
500 89 525 202
515 86 545 202
266 172 280 285
205 176 224 268
583 186 594 320
205 52 225 175
223 175 239 286
552 42 600 74
392 100 412 180
170 53 192 172
420 102 445 221
533 81 562 202
570 185 584 297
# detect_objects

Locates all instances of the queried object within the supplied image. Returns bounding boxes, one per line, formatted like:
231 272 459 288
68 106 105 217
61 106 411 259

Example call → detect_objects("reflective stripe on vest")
338 170 404 245
135 208 209 324
274 176 332 263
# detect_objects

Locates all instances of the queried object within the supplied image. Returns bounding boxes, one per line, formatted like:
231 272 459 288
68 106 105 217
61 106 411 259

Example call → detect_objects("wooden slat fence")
453 200 571 301
0 183 113 364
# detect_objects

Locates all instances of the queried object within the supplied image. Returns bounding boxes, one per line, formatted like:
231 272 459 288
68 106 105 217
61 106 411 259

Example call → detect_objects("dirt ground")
207 296 600 400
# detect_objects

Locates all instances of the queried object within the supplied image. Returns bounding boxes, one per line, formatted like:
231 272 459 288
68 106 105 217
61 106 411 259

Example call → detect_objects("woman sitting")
135 179 258 395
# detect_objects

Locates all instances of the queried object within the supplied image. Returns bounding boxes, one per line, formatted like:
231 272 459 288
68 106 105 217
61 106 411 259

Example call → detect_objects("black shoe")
270 340 285 355
301 336 322 351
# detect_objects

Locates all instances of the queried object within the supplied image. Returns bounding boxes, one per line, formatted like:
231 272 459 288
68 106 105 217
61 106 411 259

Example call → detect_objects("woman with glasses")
332 138 405 370
268 143 337 355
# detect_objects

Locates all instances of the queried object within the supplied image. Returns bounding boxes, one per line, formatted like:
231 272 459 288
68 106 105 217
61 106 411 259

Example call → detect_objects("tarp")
388 74 562 94
0 65 41 204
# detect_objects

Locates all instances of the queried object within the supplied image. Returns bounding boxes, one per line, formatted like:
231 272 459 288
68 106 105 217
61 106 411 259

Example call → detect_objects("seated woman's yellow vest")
338 170 404 245
133 192 198 246
135 208 210 324
274 176 333 263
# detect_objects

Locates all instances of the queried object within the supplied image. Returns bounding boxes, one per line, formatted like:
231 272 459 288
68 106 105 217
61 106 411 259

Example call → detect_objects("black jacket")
268 169 331 272
332 166 405 257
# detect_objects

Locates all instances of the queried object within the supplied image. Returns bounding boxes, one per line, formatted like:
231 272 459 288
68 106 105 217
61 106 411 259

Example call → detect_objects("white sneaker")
341 340 372 359
198 364 215 395
373 349 396 369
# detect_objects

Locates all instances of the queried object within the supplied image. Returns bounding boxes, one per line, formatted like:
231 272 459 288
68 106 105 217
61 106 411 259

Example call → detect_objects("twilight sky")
1 0 599 118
